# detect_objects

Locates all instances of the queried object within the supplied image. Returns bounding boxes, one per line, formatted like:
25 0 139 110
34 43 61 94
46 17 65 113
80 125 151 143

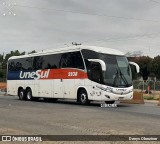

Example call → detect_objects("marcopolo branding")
19 69 50 80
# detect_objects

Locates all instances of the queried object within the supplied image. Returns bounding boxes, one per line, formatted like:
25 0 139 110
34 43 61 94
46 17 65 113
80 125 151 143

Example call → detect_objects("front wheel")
105 101 115 104
79 90 90 105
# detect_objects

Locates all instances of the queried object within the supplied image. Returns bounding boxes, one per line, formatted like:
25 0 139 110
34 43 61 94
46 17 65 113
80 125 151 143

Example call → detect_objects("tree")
0 54 3 63
151 55 160 79
4 50 25 61
128 56 153 80
28 50 36 54
0 50 36 79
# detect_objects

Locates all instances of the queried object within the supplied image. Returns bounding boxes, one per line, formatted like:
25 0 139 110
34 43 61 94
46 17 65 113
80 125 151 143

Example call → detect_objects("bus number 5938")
68 72 78 77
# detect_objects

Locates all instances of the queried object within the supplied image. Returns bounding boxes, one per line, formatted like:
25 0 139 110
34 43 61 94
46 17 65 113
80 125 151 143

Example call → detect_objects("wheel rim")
27 91 31 100
19 91 24 99
81 93 86 103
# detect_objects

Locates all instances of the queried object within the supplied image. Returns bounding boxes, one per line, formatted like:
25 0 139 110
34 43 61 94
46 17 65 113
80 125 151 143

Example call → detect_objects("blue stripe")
7 70 34 80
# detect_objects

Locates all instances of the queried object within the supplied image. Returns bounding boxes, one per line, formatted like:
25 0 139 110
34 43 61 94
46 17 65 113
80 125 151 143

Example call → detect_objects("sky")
1 0 160 57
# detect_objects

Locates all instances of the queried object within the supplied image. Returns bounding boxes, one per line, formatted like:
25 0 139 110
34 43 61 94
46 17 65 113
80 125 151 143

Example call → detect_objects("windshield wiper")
118 67 129 86
113 67 129 87
113 68 119 87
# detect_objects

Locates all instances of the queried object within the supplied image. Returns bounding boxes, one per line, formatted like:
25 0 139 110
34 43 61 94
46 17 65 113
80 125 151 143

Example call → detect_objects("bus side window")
25 57 33 70
42 54 61 69
72 52 84 69
59 53 72 68
59 52 84 69
33 56 43 70
8 60 16 71
15 62 23 71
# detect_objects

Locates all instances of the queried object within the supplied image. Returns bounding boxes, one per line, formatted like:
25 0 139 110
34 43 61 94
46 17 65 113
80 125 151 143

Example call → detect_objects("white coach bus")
7 45 139 104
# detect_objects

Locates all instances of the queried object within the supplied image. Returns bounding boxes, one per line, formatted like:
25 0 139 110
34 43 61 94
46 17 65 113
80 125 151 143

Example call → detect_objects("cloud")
0 0 160 57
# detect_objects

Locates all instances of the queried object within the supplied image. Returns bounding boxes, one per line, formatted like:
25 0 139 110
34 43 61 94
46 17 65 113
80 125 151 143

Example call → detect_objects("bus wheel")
18 89 25 100
26 89 33 101
79 90 90 105
105 101 115 104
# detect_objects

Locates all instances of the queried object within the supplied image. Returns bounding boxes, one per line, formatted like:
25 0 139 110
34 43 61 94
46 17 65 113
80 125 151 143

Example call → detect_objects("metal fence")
133 80 160 92
0 78 6 82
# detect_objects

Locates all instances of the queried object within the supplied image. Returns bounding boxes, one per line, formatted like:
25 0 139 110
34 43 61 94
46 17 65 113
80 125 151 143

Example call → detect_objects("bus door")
88 62 103 100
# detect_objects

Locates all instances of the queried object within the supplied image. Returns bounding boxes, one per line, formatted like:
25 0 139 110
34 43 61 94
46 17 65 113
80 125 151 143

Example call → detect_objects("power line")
149 0 160 3
15 4 160 23
83 32 160 44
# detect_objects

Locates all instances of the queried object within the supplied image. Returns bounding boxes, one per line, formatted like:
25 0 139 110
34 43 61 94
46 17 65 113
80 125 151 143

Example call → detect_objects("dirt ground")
0 82 6 90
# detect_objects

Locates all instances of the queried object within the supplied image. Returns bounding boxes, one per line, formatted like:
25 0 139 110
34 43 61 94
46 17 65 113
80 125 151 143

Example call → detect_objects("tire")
79 90 90 105
105 101 115 104
26 89 33 101
18 89 26 100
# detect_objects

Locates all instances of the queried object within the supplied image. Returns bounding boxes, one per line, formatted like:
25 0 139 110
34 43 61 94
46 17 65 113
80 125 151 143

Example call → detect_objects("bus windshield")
99 54 132 87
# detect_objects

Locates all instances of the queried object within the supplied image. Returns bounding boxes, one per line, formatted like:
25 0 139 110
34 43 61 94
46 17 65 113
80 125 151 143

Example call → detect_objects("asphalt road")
0 94 160 138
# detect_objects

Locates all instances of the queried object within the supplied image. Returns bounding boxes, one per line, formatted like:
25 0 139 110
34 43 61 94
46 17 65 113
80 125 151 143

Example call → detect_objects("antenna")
72 42 82 46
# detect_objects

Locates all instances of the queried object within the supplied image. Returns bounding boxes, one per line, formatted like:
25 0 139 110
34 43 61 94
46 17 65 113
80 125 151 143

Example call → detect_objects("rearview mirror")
88 59 106 71
129 61 140 73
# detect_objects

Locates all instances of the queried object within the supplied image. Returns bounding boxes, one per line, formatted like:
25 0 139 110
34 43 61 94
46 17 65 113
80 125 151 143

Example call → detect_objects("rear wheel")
105 101 115 104
26 89 33 101
79 90 90 105
18 89 25 100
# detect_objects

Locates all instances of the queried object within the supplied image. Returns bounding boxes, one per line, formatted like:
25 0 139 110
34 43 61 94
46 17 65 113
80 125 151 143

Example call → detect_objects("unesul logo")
19 69 50 80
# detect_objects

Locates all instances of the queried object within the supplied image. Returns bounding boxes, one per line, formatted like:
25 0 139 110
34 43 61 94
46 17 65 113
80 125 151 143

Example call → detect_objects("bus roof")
9 45 125 60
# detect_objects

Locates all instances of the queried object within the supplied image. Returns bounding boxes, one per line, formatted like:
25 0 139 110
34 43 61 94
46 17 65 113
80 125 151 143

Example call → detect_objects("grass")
144 96 159 100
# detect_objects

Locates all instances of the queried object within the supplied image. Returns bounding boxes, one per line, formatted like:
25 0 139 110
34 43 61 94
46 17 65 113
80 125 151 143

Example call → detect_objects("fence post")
148 85 150 95
158 95 160 106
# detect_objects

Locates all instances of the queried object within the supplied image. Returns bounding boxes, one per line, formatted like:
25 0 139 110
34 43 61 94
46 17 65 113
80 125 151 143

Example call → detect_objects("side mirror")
88 59 106 71
129 62 140 73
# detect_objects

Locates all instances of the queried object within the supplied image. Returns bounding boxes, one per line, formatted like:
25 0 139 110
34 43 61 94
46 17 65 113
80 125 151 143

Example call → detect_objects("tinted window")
42 54 61 69
59 53 72 68
81 49 98 59
8 60 16 71
22 57 33 70
8 57 33 71
8 52 84 71
87 62 103 84
59 52 84 69
81 49 99 70
73 51 84 69
33 56 43 70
